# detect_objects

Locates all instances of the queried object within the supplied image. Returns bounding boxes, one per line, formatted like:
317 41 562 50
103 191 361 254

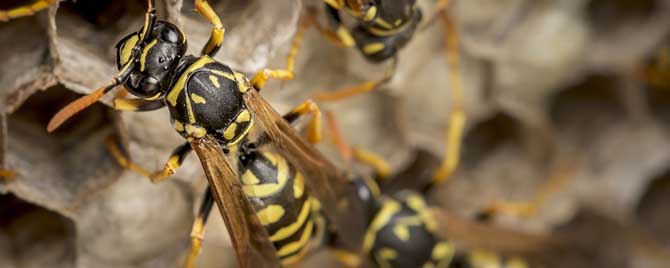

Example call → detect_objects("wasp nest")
0 0 669 268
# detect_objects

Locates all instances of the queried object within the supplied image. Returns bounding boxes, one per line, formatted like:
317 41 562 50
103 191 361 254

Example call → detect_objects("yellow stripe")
236 110 251 123
256 205 285 225
363 6 377 21
363 43 386 54
276 220 314 256
211 70 236 81
120 35 139 65
241 169 260 185
140 39 158 72
270 199 311 242
223 123 237 140
243 155 289 198
191 93 207 104
363 200 401 252
167 57 215 106
234 72 250 93
293 172 305 199
209 75 220 88
173 120 184 132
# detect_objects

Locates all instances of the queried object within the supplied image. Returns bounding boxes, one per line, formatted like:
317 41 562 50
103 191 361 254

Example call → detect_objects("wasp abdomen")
239 151 320 266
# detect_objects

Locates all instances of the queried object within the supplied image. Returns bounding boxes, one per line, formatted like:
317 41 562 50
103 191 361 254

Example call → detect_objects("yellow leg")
194 0 225 57
431 10 465 186
184 189 215 268
331 249 363 268
312 58 397 102
305 6 355 48
351 148 393 181
483 161 577 219
0 0 58 22
282 100 323 144
105 136 192 183
324 111 353 165
420 0 453 30
0 169 17 181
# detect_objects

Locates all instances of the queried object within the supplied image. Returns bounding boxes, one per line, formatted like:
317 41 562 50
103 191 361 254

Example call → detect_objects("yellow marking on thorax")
167 57 216 106
120 35 139 65
185 95 196 123
211 70 236 81
375 247 397 268
406 194 438 232
324 0 343 9
184 124 207 138
191 93 207 104
432 242 455 262
243 155 289 198
234 72 250 93
256 205 286 225
363 200 401 252
391 216 422 241
223 123 238 140
276 220 314 256
270 200 312 242
173 120 185 132
363 43 386 54
209 75 220 88
236 110 251 123
140 39 158 72
293 172 305 198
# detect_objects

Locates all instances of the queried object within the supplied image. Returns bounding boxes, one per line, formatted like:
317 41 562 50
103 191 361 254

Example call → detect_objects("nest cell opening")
461 112 523 169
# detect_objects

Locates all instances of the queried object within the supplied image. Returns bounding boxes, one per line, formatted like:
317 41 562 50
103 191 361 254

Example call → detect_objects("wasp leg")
324 111 353 165
194 0 225 57
282 100 323 144
0 0 58 22
312 57 397 102
184 188 215 268
351 148 393 181
113 98 166 112
0 169 17 181
420 0 453 31
430 11 465 187
315 4 356 48
331 249 363 268
105 136 192 183
479 161 576 220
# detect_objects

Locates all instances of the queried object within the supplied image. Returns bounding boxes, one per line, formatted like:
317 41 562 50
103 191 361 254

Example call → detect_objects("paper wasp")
322 112 531 268
46 0 365 267
0 0 58 21
291 0 467 189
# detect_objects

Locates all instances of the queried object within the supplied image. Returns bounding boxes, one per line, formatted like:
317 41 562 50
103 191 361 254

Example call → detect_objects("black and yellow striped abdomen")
238 151 323 266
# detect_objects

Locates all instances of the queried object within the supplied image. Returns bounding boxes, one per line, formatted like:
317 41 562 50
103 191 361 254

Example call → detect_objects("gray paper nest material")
0 0 669 267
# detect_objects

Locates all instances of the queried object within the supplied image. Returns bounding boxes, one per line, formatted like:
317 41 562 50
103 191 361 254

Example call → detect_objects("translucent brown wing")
190 135 280 268
243 89 367 251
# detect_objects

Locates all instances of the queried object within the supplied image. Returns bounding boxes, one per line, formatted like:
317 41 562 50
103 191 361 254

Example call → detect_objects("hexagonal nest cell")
0 0 670 268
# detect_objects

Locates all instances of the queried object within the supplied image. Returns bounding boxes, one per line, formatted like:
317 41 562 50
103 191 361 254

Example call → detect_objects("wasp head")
115 21 187 99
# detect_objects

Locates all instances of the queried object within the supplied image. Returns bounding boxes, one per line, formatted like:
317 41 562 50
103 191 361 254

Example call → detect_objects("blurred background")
0 0 669 267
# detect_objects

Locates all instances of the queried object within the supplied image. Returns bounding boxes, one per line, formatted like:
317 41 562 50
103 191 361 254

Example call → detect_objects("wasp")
323 112 533 268
292 0 467 189
46 0 364 267
0 0 58 21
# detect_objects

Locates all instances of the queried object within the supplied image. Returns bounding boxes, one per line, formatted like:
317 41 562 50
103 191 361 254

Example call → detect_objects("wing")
190 135 280 268
243 89 367 252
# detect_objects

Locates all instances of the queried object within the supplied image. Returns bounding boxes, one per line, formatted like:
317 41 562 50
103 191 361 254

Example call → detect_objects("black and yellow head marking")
115 21 187 99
